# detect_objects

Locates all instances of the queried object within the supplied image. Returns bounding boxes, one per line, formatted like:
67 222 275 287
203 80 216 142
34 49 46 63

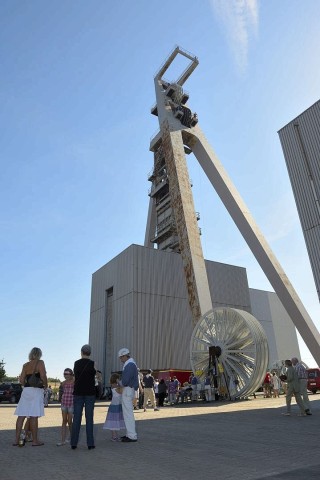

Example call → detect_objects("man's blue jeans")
71 395 95 447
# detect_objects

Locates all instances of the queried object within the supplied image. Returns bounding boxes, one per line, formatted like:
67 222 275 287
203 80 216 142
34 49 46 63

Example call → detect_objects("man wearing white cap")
118 348 139 442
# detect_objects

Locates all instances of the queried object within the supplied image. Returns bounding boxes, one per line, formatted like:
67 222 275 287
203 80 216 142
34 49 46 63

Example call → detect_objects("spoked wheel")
190 308 269 399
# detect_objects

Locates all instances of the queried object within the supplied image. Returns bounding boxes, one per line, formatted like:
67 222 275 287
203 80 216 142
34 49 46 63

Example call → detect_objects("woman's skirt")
14 387 45 417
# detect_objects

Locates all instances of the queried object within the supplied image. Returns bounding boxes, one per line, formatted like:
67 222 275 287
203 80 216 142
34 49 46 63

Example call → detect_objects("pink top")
61 382 74 408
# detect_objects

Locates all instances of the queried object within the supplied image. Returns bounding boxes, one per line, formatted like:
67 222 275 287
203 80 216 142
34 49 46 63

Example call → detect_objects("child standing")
56 368 74 446
103 373 125 441
23 418 32 442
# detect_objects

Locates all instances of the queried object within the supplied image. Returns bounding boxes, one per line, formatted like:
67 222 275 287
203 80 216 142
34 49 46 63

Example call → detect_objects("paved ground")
1 394 319 480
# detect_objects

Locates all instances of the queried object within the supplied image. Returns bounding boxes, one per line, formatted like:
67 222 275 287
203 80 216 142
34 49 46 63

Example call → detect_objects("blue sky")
1 0 320 380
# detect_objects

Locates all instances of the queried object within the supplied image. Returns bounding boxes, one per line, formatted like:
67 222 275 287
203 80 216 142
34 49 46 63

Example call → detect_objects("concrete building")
249 288 301 365
278 100 320 302
89 244 300 384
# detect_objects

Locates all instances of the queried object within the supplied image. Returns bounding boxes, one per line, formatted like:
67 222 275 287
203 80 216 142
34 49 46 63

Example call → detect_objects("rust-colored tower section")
145 47 212 324
161 120 211 324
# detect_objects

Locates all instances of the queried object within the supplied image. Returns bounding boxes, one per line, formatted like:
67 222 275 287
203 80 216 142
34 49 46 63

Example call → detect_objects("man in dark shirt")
71 344 96 450
143 369 159 411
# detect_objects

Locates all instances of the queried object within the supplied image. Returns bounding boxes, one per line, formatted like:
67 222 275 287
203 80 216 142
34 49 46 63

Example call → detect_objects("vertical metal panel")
205 261 251 311
132 244 193 370
279 100 320 300
89 245 135 377
250 289 300 362
161 121 212 323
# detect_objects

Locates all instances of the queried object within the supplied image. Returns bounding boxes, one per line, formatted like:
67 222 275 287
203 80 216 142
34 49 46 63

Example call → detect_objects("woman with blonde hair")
13 347 48 446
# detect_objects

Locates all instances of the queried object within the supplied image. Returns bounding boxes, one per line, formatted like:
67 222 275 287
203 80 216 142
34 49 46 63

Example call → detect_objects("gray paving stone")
1 395 319 480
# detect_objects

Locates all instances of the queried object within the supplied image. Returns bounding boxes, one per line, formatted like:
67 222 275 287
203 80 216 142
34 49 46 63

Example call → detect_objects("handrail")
154 45 198 84
150 128 160 142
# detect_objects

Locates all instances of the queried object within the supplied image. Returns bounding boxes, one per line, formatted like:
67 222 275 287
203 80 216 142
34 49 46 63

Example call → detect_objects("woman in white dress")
13 347 48 446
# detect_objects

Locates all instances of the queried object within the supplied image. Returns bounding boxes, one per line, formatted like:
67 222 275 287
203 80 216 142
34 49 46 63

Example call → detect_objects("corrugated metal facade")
89 244 299 383
278 100 320 300
249 288 300 364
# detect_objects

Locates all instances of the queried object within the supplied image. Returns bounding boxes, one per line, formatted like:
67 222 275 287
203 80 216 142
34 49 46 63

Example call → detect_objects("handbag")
28 361 44 388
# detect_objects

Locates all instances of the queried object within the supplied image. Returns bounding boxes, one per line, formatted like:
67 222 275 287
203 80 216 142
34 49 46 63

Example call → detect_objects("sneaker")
111 438 119 442
154 407 159 411
305 409 312 415
121 436 137 442
56 442 66 446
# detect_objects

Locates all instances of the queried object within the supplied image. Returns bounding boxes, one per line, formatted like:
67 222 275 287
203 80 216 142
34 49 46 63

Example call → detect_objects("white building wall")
249 288 300 365
278 100 320 300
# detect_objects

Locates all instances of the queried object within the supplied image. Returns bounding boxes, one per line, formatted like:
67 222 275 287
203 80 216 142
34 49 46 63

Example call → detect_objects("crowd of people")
12 347 313 448
262 371 282 398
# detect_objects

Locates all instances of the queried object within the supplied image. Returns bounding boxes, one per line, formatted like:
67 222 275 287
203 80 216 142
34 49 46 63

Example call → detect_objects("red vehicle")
307 368 320 394
157 370 192 385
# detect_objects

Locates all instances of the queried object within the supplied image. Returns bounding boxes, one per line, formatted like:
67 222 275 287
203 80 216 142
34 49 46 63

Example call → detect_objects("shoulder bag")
28 360 44 388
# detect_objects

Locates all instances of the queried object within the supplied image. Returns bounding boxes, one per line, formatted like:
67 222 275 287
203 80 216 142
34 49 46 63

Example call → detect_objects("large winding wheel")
190 308 269 399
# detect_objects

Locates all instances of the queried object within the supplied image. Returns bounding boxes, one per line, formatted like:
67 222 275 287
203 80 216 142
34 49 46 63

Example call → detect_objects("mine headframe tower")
144 46 320 367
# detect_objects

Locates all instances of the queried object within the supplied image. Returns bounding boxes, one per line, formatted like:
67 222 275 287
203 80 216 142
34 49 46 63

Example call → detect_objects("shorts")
61 405 74 414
